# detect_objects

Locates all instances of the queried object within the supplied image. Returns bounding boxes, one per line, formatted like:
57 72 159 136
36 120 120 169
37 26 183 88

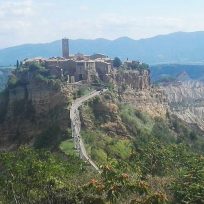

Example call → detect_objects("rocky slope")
162 80 204 130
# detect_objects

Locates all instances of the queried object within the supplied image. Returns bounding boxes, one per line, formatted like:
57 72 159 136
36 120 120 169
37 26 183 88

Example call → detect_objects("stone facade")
95 60 112 81
24 56 113 83
22 39 151 89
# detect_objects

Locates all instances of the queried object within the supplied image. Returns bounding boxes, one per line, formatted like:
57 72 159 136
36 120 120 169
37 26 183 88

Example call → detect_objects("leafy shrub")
0 147 84 203
34 126 62 149
119 105 153 137
172 155 204 204
29 62 47 73
113 57 122 68
151 117 176 144
77 86 91 97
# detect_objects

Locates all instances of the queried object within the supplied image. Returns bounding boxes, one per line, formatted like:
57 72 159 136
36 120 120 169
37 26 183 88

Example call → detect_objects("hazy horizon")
1 0 204 49
1 30 204 50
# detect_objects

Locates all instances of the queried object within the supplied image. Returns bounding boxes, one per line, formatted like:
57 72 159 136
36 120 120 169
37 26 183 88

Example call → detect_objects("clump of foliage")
83 164 168 204
123 61 149 71
76 86 92 97
7 62 62 90
113 57 122 68
59 129 78 156
0 147 169 204
34 125 63 149
82 130 132 164
0 147 86 203
172 155 204 204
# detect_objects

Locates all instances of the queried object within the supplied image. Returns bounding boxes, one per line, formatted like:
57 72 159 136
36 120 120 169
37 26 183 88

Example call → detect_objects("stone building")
95 60 112 81
22 38 150 89
75 60 97 82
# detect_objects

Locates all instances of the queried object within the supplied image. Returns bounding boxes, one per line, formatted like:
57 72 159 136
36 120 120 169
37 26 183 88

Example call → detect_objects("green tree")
113 57 122 68
16 60 19 69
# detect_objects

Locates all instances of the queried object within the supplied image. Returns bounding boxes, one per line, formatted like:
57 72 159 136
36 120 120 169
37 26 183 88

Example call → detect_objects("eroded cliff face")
0 80 76 151
113 70 168 118
114 69 150 90
118 87 168 118
162 81 204 130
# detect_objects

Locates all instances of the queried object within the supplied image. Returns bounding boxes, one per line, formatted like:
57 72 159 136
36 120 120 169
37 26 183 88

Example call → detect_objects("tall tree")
16 60 19 69
113 57 122 68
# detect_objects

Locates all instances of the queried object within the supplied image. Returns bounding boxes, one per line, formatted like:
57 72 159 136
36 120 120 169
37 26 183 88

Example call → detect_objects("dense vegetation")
78 92 204 203
113 57 122 68
7 62 61 89
0 91 204 203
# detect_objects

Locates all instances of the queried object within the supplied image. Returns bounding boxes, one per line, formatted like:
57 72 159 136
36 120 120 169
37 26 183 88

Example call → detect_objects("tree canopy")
113 57 122 68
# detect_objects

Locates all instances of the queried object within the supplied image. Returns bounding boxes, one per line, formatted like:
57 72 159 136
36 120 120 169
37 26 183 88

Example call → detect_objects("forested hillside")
0 90 203 203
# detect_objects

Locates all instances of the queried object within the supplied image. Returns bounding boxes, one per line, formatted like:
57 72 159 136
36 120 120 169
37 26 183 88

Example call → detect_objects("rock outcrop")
113 69 150 91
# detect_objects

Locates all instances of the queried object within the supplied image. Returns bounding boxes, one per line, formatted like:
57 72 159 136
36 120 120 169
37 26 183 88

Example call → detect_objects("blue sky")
0 0 204 48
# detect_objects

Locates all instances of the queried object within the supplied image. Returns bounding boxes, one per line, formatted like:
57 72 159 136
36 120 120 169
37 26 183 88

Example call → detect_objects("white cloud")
79 5 89 12
1 1 204 48
0 0 34 18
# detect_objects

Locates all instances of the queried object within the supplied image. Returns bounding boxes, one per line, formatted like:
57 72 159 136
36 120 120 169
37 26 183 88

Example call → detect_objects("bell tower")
62 38 69 59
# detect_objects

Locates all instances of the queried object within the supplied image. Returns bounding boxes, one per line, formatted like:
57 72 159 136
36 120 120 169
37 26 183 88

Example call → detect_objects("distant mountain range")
1 31 204 66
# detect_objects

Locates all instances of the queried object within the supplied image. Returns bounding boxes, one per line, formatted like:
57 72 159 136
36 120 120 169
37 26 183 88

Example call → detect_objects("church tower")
62 38 69 59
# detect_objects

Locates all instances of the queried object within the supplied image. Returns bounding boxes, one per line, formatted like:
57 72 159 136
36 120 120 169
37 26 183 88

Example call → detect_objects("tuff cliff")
0 78 78 151
113 69 150 90
162 80 204 130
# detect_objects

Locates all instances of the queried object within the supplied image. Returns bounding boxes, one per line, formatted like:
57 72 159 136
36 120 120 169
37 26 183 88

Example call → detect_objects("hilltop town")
21 38 150 90
0 38 166 151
